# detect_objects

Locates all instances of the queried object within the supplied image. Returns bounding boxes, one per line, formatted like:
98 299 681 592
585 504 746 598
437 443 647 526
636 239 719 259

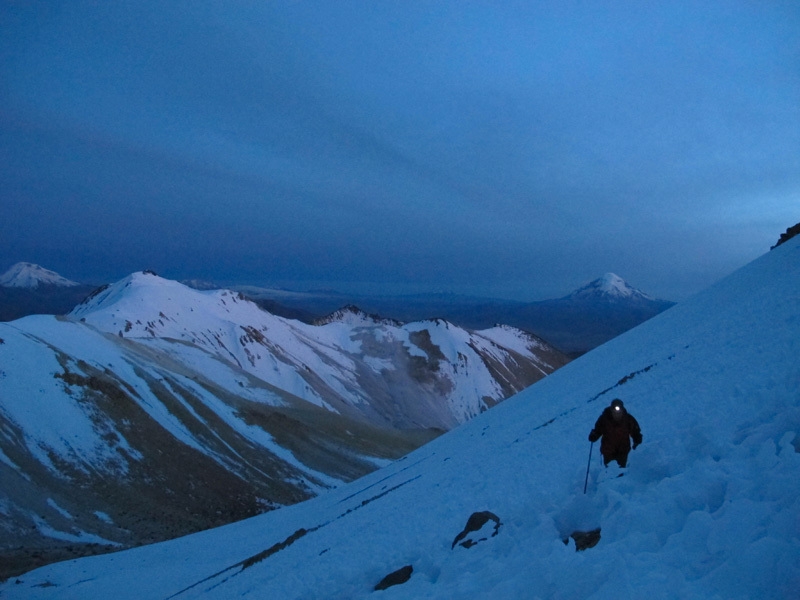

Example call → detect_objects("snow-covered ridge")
69 270 568 429
0 262 80 288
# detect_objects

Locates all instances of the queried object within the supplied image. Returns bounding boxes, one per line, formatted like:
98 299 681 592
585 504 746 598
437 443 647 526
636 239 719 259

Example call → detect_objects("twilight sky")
2 1 798 300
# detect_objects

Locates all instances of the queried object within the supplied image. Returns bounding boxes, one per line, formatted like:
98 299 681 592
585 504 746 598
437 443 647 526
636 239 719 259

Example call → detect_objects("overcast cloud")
1 1 798 300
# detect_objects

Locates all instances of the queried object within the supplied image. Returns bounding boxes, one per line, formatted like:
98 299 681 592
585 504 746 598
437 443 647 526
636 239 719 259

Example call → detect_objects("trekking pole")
583 442 594 494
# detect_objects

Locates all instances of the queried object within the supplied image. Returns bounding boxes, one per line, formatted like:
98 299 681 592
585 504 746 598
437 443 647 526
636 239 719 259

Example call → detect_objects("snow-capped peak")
0 262 80 288
568 273 653 301
69 270 254 327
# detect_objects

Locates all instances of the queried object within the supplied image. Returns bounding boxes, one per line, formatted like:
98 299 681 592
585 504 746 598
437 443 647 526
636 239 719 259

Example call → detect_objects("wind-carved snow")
4 237 797 599
150 364 342 490
475 326 554 376
137 338 289 408
402 319 504 422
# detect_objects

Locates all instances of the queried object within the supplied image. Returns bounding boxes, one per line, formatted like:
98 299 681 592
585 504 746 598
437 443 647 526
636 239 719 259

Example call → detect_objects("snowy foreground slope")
4 238 800 599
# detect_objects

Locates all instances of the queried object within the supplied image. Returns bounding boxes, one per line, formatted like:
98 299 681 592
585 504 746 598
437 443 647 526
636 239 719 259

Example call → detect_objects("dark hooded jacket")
589 406 642 462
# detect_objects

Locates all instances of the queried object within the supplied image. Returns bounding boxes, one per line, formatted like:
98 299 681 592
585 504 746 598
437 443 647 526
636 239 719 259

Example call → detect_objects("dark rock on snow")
374 565 413 591
451 511 501 549
772 222 800 249
563 528 601 551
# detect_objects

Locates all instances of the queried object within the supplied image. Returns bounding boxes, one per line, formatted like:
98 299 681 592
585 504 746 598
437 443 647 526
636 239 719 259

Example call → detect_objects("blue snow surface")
3 236 799 599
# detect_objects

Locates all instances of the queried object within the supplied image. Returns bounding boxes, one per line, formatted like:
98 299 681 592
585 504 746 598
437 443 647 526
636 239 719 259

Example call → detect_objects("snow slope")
0 311 428 574
4 239 798 598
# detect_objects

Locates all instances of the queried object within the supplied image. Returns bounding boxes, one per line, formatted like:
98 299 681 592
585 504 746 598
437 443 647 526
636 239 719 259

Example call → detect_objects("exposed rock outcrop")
451 511 501 549
374 565 413 591
772 223 800 249
563 528 601 551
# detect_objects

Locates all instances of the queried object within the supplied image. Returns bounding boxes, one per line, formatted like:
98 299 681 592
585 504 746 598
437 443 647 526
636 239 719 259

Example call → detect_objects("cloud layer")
2 1 798 299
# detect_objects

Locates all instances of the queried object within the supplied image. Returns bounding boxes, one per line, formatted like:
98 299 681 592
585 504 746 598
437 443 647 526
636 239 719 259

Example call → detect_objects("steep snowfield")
4 239 797 598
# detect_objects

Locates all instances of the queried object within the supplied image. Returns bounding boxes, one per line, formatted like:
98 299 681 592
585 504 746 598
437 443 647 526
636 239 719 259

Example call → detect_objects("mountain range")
0 272 567 578
2 229 797 598
0 262 674 355
225 273 675 356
